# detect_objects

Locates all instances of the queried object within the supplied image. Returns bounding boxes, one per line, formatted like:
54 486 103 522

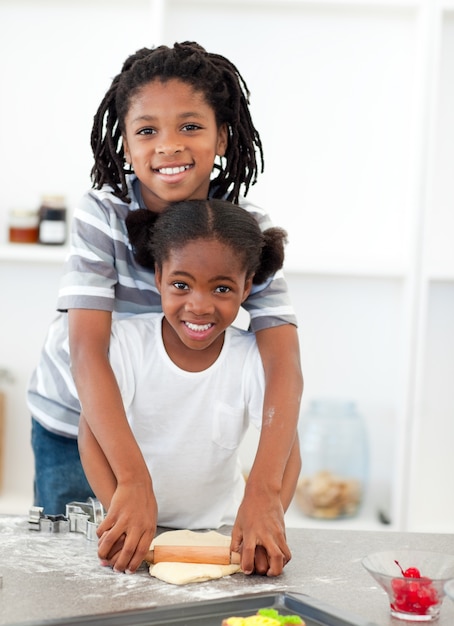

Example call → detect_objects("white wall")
0 0 420 270
0 0 154 236
159 1 421 275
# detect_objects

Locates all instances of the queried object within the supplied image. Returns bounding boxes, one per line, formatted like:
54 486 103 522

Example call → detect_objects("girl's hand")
96 482 157 573
231 483 291 577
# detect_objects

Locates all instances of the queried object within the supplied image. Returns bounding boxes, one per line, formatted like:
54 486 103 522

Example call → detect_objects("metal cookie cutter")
28 507 70 533
29 497 105 541
66 497 105 541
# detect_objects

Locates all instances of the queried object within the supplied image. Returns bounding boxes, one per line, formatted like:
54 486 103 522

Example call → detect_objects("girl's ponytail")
253 227 287 285
125 209 160 269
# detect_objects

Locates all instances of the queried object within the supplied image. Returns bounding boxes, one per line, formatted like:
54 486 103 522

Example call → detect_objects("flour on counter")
0 516 284 604
0 516 148 586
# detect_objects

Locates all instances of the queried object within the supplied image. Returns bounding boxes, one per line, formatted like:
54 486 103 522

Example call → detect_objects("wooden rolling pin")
145 545 241 565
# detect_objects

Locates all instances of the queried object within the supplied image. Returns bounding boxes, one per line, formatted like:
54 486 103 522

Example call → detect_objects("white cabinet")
0 246 68 514
404 3 454 532
0 0 453 531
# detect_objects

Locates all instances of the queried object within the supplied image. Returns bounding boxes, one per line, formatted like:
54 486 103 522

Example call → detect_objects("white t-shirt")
109 313 265 529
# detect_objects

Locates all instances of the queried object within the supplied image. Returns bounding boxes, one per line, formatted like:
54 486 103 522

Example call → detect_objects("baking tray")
18 592 379 626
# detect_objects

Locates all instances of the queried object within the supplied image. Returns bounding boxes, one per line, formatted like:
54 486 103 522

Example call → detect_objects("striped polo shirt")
27 175 297 436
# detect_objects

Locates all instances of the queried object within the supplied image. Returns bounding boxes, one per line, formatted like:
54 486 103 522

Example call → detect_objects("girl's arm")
231 323 303 577
78 412 117 507
78 412 155 571
69 308 157 573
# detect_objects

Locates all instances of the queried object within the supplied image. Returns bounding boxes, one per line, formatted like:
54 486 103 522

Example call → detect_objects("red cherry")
405 567 422 578
391 560 439 615
394 560 421 578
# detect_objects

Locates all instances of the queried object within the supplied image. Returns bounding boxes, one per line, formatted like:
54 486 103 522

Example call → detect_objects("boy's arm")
231 323 303 577
280 433 302 510
69 308 157 573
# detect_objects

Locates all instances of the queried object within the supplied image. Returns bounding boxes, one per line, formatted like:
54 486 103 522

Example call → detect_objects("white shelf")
284 262 408 279
0 243 69 263
285 495 393 531
0 243 411 279
425 272 454 282
163 0 421 7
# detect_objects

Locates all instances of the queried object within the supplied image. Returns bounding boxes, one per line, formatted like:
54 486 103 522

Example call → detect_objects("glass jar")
296 399 368 519
8 208 39 243
38 195 67 245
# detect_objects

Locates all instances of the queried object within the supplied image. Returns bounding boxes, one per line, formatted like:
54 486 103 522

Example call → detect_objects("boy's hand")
96 483 157 573
231 485 291 577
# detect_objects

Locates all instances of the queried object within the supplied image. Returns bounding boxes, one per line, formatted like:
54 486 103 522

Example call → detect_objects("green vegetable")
257 609 302 624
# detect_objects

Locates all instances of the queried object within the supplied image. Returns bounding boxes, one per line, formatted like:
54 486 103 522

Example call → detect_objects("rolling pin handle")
231 551 241 564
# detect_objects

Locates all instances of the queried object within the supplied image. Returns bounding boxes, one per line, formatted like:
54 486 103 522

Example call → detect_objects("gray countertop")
1 515 454 625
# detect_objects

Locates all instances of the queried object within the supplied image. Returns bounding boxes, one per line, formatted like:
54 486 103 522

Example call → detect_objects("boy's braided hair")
91 42 264 203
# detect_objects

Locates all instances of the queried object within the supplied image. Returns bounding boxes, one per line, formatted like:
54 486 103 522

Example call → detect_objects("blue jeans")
31 418 94 515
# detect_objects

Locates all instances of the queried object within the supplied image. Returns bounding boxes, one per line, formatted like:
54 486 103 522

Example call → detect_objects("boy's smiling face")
155 238 252 370
122 79 227 213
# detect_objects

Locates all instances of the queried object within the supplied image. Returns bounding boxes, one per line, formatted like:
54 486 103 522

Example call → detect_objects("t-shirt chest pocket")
212 403 247 450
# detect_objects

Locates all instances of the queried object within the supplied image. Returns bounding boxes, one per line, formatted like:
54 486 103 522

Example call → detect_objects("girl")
28 42 303 576
79 199 301 575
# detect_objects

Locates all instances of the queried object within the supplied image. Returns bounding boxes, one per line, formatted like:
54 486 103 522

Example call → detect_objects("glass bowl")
444 578 454 602
362 550 454 621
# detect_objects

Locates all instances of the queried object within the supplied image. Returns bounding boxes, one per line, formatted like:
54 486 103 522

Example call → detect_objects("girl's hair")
126 200 287 285
91 41 264 204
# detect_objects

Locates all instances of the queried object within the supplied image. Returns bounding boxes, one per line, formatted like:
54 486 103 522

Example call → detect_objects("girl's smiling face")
155 238 252 370
122 79 228 213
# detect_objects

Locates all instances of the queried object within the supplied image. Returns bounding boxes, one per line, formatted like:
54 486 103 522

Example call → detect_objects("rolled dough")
148 529 241 585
